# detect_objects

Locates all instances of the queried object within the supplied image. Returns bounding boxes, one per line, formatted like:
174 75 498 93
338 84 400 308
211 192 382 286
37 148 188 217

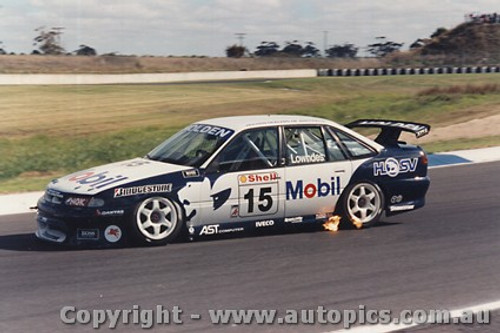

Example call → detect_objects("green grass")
0 127 180 192
1 74 500 193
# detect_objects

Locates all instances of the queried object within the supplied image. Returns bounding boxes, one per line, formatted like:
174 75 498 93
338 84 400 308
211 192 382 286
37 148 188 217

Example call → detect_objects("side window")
284 127 327 165
333 129 375 158
324 129 347 162
212 128 279 173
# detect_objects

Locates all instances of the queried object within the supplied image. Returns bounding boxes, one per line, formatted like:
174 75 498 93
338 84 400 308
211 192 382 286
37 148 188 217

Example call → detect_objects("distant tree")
279 41 320 57
367 36 403 57
0 41 6 55
75 44 97 56
225 44 247 58
430 27 448 39
33 26 66 55
409 38 425 50
254 41 280 57
282 40 304 56
326 43 358 58
302 42 320 57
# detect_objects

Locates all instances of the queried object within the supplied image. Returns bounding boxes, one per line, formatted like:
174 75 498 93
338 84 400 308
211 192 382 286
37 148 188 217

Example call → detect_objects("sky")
0 0 499 57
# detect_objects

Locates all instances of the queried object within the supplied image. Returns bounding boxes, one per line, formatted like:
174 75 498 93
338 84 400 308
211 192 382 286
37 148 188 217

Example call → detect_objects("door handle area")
335 170 345 173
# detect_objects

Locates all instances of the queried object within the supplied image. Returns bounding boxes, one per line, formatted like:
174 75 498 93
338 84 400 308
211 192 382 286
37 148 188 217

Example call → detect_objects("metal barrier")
318 65 500 77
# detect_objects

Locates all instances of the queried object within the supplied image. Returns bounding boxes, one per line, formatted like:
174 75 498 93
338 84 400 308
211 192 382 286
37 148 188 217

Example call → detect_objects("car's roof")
197 115 335 132
195 114 384 153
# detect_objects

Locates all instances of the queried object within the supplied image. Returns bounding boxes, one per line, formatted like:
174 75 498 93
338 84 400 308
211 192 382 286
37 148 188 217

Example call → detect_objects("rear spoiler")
345 119 431 146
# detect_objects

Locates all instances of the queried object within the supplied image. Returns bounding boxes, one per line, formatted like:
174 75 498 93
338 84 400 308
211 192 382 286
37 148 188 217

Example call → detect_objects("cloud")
0 0 499 56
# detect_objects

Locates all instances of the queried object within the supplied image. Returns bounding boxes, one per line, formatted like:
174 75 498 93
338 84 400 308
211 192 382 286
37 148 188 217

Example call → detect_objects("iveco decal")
286 177 341 200
373 157 418 177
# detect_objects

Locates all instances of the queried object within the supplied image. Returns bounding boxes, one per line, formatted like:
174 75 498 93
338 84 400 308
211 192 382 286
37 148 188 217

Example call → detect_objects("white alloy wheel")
346 182 383 226
135 197 178 241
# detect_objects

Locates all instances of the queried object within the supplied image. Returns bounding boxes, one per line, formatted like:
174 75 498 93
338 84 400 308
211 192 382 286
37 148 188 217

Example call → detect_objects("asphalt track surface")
1 161 499 333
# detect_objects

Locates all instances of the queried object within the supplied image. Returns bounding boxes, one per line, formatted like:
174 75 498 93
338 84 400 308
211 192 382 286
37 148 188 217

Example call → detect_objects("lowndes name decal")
290 153 325 164
114 184 172 198
185 124 234 138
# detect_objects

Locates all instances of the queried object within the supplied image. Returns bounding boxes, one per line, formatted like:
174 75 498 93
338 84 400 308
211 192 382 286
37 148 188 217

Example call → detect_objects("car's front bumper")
35 199 132 247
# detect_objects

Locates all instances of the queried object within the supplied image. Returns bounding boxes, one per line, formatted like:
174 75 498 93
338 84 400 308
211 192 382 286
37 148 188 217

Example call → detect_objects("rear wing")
345 119 431 147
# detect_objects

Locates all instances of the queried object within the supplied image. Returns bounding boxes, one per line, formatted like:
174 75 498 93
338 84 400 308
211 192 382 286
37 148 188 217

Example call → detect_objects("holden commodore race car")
35 115 430 247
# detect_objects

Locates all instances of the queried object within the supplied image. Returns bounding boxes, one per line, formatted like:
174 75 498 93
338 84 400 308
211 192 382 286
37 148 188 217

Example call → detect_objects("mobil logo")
286 177 341 200
68 171 128 190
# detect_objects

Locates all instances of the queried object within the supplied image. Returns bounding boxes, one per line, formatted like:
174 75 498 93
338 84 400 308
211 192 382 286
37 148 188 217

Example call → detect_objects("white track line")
327 300 500 333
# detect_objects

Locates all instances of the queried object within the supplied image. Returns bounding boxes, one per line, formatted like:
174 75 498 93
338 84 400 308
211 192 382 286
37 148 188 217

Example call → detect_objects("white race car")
35 115 430 246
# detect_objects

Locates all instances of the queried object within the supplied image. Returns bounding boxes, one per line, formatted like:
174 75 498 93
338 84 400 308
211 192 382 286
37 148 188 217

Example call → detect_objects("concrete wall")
0 69 317 85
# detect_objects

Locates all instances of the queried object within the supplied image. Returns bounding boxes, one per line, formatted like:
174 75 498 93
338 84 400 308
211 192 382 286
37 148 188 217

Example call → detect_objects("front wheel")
341 182 384 228
131 196 183 245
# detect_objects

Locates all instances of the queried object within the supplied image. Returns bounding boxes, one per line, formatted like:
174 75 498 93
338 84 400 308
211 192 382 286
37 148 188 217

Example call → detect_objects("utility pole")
323 31 328 57
52 26 65 47
235 33 246 46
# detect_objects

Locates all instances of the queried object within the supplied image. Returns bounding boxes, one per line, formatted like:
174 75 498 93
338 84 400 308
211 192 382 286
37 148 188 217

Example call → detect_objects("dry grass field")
0 55 381 74
1 74 500 192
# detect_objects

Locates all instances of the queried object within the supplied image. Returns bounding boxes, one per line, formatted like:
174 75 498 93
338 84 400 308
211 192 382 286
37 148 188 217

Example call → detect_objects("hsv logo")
286 177 341 200
239 172 278 184
373 157 418 177
68 171 128 190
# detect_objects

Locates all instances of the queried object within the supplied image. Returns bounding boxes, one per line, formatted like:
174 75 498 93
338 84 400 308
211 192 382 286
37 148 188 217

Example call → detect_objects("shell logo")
239 175 248 183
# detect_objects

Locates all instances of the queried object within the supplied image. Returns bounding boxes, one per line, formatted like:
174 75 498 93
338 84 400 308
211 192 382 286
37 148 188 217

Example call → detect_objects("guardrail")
0 69 317 85
318 65 500 77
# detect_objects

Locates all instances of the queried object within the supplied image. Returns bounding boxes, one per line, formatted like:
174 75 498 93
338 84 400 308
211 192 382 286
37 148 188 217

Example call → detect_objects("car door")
197 127 285 234
283 126 352 223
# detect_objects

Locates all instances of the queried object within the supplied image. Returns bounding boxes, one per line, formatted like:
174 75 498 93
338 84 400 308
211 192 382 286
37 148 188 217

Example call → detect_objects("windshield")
147 124 234 167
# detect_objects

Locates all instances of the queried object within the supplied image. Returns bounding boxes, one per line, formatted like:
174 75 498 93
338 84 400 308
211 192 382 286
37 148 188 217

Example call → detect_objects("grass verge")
1 75 499 193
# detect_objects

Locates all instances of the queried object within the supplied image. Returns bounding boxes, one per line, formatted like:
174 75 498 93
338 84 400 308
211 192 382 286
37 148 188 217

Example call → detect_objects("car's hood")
48 157 191 195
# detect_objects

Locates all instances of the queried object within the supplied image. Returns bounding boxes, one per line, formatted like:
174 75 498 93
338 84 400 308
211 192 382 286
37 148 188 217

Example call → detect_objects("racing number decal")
238 172 279 217
243 187 273 213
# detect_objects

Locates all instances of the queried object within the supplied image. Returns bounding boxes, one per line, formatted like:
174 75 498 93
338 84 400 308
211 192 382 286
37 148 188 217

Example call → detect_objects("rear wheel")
342 182 384 228
131 197 183 245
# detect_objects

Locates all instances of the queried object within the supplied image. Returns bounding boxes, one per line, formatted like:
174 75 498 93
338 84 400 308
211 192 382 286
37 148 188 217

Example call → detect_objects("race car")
35 115 430 247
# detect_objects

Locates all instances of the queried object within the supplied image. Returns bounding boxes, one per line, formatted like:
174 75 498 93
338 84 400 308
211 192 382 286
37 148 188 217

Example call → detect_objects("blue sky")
0 0 499 56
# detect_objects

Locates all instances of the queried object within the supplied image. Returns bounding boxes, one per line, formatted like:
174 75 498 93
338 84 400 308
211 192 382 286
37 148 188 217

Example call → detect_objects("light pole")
235 33 246 47
323 31 328 57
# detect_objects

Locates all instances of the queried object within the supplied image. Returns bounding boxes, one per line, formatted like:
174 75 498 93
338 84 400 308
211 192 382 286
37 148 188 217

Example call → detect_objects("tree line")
0 26 97 56
1 26 406 58
226 36 404 58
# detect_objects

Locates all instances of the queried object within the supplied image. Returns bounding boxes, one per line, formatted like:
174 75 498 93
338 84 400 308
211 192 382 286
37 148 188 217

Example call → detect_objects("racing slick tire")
340 181 384 229
131 196 184 246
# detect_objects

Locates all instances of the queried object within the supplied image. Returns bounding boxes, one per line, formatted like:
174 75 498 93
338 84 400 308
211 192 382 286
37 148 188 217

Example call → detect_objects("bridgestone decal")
114 184 172 198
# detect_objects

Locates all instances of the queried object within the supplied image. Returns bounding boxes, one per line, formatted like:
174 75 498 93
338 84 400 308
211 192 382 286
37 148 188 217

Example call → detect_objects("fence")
318 66 500 77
